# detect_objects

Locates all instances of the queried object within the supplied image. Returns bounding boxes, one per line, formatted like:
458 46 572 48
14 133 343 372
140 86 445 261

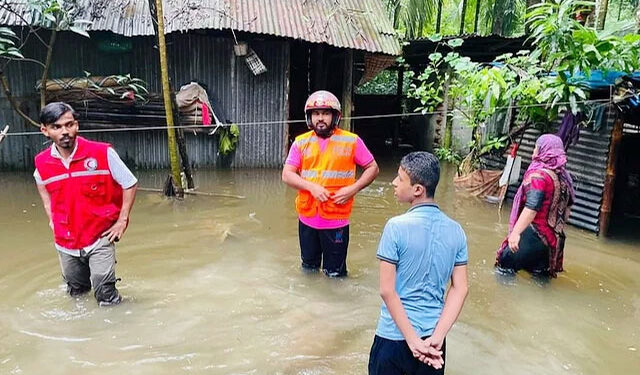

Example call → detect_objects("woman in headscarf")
496 134 575 277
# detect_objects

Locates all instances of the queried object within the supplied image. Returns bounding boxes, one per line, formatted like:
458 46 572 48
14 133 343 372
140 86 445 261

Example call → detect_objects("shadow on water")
0 161 638 374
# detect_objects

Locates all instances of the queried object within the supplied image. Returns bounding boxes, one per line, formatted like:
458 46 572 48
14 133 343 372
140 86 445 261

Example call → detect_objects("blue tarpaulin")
568 70 640 90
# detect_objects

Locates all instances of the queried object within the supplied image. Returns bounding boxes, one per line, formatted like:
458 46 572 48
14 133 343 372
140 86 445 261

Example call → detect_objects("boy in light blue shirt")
369 152 468 375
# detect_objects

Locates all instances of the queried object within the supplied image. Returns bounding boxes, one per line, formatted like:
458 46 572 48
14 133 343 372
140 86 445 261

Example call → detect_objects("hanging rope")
1 97 615 138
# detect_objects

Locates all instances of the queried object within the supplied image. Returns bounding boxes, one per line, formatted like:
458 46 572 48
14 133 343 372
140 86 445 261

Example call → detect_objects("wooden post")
283 42 291 159
150 0 183 197
392 66 405 147
600 117 624 236
313 45 326 90
341 50 353 131
396 66 405 99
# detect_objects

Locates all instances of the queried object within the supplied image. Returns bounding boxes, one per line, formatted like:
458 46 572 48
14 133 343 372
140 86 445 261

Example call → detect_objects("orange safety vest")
294 129 357 219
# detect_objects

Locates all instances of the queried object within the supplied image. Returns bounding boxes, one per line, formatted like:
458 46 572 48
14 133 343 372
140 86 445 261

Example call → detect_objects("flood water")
1 162 638 374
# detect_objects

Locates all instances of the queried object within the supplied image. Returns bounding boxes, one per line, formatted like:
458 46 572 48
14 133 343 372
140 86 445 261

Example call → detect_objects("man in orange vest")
34 102 138 306
282 90 379 277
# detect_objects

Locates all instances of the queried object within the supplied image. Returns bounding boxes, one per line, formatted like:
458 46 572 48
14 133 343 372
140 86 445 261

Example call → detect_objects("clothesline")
1 97 615 138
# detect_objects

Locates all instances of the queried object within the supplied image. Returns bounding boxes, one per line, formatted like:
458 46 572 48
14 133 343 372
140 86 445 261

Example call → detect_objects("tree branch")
40 29 56 108
1 56 46 68
0 70 39 127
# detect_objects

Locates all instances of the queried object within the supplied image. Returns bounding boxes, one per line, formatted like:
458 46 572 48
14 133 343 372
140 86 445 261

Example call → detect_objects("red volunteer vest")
34 137 123 250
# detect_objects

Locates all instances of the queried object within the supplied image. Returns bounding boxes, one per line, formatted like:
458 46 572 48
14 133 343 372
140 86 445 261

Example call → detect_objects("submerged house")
0 0 401 169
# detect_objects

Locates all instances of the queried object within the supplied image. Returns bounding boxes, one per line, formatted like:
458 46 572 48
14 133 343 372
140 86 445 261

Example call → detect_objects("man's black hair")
40 102 75 125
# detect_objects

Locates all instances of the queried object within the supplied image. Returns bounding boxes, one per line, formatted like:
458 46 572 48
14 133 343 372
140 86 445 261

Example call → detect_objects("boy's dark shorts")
298 221 349 277
369 335 446 375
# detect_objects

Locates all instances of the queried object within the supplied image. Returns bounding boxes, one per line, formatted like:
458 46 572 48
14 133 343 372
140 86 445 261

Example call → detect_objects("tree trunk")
474 0 481 33
460 0 468 35
152 0 183 197
596 0 609 30
40 30 56 108
436 0 443 33
492 0 504 35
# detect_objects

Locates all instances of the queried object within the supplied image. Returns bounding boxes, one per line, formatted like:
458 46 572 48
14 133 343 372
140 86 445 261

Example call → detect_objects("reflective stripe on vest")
41 173 70 185
70 170 110 178
322 170 355 179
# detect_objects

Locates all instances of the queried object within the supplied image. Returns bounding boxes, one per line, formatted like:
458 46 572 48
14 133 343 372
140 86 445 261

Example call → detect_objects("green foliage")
82 71 150 102
480 135 509 154
218 124 240 155
434 146 462 164
408 37 476 113
0 1 92 65
385 0 438 39
409 0 640 170
356 70 415 95
0 27 23 59
483 0 527 36
26 0 92 35
385 0 528 38
526 0 640 114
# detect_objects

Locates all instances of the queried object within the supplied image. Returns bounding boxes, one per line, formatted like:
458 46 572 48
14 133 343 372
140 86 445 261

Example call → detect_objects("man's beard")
57 136 75 149
313 124 334 138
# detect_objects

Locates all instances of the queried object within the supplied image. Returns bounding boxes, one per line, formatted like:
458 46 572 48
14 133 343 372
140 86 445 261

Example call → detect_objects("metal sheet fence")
0 31 289 170
483 105 617 234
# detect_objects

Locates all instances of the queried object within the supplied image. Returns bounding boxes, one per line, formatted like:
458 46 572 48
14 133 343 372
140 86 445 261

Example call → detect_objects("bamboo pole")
152 0 183 197
600 117 623 236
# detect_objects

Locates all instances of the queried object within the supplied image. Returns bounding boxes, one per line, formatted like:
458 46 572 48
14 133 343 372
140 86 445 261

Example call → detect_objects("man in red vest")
34 102 138 306
282 90 379 277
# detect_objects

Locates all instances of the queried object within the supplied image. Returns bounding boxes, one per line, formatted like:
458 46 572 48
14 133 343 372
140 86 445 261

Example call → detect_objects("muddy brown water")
1 163 638 374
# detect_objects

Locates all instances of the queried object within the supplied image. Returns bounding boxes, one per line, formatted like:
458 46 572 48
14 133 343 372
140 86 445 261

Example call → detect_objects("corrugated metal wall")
484 105 617 234
0 31 289 170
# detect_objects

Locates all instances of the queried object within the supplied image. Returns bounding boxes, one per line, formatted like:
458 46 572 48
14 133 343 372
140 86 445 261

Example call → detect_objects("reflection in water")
1 163 638 374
